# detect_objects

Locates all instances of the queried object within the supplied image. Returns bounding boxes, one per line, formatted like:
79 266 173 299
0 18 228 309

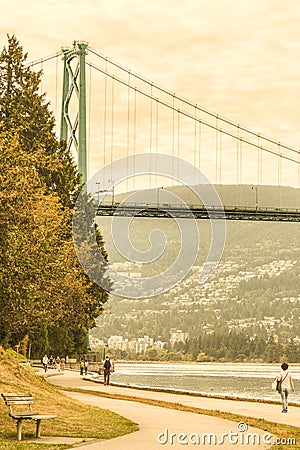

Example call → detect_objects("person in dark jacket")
103 356 111 385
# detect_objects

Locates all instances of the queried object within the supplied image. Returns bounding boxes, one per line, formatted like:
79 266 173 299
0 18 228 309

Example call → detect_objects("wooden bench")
1 393 57 441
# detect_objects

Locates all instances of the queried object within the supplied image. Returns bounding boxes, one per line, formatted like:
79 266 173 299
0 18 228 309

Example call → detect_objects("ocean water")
109 362 300 403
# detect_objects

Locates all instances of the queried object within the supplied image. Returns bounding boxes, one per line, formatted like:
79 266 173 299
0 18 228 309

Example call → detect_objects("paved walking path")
43 369 299 449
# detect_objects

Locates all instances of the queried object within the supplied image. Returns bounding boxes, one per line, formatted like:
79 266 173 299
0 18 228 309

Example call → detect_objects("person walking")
103 356 112 385
84 359 89 375
42 354 48 372
80 359 84 376
55 356 61 372
60 357 65 373
276 362 295 413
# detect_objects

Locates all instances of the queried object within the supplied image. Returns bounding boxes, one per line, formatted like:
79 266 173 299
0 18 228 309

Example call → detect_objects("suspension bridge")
27 40 300 222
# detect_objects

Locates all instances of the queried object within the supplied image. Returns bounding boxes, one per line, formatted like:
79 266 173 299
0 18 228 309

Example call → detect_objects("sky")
1 0 300 187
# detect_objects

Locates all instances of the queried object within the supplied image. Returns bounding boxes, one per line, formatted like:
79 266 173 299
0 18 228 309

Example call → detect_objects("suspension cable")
86 61 300 166
25 52 62 68
87 46 300 157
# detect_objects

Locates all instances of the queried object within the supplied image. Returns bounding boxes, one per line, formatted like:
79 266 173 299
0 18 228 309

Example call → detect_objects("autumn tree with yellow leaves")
0 36 109 357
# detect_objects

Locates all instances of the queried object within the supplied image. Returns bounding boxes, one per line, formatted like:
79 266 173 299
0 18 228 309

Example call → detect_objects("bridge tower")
60 40 88 184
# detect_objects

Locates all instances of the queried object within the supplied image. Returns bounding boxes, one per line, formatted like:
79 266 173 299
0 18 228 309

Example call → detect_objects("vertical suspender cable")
155 98 159 185
55 55 58 125
236 125 242 205
259 146 263 186
103 59 108 181
149 83 153 187
172 94 175 185
198 119 202 185
257 134 260 185
88 63 92 175
278 142 282 186
177 109 180 179
219 129 222 184
133 87 137 191
126 72 131 192
110 76 115 183
298 150 300 189
278 143 282 208
216 116 219 184
236 125 240 185
193 106 197 185
40 61 43 95
239 137 243 206
239 134 243 185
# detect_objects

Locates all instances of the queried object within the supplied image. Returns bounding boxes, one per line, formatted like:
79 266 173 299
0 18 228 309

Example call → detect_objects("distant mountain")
111 183 300 209
93 184 300 362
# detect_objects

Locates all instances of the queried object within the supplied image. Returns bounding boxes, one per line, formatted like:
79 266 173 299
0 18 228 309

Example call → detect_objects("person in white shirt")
42 354 48 372
277 362 295 413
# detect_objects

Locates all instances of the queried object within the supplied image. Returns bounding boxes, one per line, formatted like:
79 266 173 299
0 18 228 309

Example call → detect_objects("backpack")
104 359 111 369
276 372 289 392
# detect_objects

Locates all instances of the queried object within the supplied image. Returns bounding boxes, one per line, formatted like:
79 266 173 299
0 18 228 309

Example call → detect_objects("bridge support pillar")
60 40 88 184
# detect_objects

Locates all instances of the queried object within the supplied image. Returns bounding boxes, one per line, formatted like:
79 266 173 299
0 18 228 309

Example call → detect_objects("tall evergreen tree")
0 35 80 207
0 36 110 356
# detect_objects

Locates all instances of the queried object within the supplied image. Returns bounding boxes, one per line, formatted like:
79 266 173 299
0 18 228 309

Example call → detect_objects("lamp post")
96 181 115 206
108 179 115 206
156 187 164 206
95 181 101 205
252 186 258 210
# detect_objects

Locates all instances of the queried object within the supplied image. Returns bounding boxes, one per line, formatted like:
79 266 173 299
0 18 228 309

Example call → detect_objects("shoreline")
83 373 300 407
101 360 300 367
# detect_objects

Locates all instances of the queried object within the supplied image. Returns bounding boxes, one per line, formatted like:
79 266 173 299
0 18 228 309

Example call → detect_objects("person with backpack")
276 362 295 413
103 356 112 385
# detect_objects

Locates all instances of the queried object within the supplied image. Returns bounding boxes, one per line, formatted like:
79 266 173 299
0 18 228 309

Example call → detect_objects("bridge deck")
95 203 300 222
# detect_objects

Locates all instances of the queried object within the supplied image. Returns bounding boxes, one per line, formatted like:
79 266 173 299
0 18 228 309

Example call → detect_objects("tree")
0 35 110 356
0 134 110 356
0 35 80 207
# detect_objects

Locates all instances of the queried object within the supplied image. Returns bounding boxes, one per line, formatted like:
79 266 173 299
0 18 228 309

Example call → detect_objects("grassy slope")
0 348 138 449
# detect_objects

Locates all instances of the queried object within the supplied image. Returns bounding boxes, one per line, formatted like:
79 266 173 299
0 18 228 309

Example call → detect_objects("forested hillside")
93 217 300 363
